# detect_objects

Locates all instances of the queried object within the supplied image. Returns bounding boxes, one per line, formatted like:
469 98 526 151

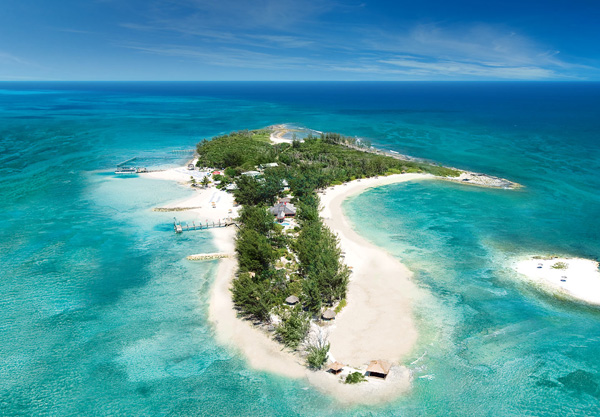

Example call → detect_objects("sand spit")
319 174 430 367
515 257 600 305
205 173 432 404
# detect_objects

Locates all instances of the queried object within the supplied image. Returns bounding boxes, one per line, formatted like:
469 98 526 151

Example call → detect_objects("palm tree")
201 176 210 188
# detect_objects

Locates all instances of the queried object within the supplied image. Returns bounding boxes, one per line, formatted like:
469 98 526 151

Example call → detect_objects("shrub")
551 262 568 270
345 372 366 384
334 299 347 314
306 342 330 370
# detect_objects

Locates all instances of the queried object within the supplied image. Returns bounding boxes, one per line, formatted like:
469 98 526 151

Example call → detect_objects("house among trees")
269 200 297 222
241 170 261 177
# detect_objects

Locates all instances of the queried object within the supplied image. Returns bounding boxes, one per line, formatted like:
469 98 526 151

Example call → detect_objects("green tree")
201 176 210 188
231 273 274 322
306 341 330 370
276 307 309 349
236 228 275 272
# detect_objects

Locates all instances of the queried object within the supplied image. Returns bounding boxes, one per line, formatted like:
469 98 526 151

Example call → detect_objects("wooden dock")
173 217 235 233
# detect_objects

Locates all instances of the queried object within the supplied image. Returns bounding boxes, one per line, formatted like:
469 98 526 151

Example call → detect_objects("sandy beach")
204 173 432 403
319 174 431 367
207 227 308 378
515 257 600 305
146 166 240 223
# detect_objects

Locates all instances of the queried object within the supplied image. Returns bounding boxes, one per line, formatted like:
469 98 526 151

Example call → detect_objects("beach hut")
366 360 391 379
327 362 344 375
322 309 336 321
285 295 300 305
187 164 195 170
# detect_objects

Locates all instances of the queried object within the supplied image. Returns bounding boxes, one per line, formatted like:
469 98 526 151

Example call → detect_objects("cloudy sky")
1 0 599 80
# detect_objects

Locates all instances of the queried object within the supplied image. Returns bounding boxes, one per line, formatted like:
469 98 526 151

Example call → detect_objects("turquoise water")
1 82 599 416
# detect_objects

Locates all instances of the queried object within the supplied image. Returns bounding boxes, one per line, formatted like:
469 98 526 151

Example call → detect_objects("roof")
285 295 300 304
260 162 279 168
242 170 261 177
322 309 336 320
367 360 391 375
328 362 344 372
269 202 296 216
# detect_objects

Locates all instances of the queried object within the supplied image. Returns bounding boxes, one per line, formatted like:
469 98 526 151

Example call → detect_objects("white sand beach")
515 257 600 305
319 175 431 368
146 167 240 223
207 227 308 378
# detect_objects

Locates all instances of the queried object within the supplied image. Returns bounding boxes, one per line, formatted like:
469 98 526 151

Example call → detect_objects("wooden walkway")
173 217 235 233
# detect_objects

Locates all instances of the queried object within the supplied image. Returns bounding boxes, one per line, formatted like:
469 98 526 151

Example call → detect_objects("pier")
173 217 235 233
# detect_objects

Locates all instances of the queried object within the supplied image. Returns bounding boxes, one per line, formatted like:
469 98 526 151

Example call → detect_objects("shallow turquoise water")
1 82 599 416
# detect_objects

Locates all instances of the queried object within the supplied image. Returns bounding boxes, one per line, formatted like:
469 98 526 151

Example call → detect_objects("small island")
146 125 520 403
515 256 600 305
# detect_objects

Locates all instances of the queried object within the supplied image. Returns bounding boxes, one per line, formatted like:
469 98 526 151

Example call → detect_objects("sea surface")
1 82 599 416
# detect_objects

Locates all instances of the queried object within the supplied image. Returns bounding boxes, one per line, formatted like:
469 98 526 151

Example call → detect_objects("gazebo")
322 309 336 321
327 362 344 375
366 360 391 379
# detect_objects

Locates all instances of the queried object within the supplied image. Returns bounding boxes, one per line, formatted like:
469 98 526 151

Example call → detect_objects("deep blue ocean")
1 82 599 416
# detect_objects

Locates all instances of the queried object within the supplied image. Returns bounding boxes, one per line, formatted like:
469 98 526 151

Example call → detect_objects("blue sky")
1 0 599 81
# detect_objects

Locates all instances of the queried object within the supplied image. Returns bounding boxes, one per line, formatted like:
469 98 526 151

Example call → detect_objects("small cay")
515 256 600 305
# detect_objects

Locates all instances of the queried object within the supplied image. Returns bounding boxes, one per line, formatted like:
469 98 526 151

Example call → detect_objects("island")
146 125 520 403
515 256 600 305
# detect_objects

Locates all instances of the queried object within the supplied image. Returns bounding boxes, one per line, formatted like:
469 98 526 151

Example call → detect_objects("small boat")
115 167 137 174
560 276 567 282
537 263 543 269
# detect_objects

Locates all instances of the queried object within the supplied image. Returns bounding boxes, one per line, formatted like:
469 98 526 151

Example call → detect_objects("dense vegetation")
198 128 459 353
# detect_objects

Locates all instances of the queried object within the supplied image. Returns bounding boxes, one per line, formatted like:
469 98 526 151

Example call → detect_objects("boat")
115 167 137 174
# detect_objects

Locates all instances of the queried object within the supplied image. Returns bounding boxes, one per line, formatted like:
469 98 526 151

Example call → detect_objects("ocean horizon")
1 81 599 416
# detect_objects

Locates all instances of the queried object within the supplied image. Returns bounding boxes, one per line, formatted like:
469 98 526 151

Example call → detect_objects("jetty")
187 252 234 261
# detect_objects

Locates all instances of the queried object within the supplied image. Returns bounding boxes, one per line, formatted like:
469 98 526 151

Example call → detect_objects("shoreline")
268 124 520 190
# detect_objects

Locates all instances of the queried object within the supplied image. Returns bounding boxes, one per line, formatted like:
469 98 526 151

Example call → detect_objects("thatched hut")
366 360 391 379
285 295 300 305
322 309 336 320
327 362 344 375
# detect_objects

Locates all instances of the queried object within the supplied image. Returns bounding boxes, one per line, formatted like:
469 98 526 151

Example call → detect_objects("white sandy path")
515 257 600 305
319 174 432 366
